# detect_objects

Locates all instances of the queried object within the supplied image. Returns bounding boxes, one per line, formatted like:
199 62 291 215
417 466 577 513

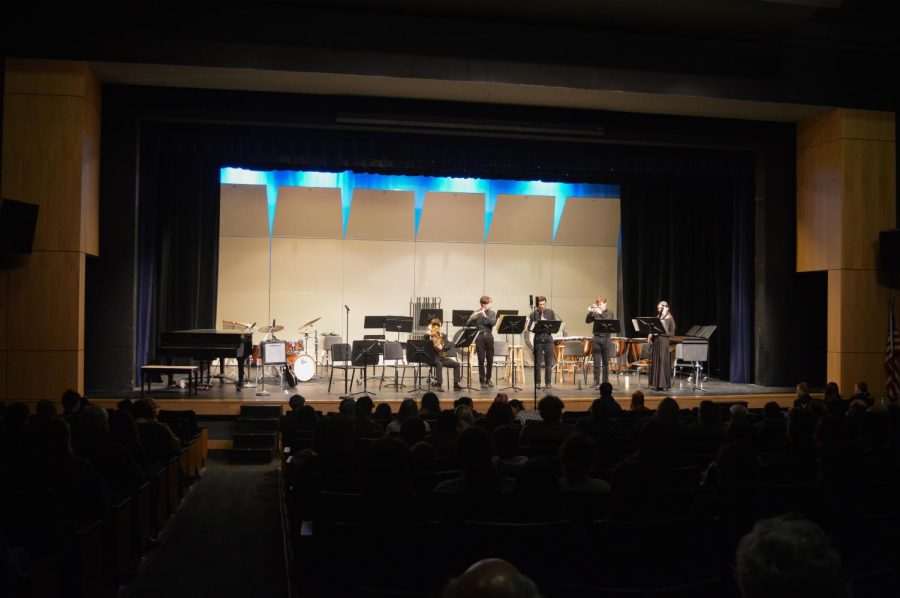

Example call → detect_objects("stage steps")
230 405 282 463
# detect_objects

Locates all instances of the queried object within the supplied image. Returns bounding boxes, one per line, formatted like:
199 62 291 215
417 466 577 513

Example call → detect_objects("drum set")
227 317 322 386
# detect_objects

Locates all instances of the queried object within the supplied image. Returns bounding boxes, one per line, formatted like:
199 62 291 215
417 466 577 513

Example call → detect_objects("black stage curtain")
621 174 754 381
136 152 220 371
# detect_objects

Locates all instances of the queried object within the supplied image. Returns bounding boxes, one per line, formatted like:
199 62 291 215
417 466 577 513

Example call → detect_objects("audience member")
400 416 428 446
373 402 393 426
509 399 542 427
823 382 848 416
559 432 610 494
754 402 787 443
519 395 574 449
132 398 181 467
491 425 529 478
630 390 649 411
386 398 423 435
60 389 82 421
108 409 151 471
510 458 564 522
443 558 542 598
685 400 726 438
427 410 459 463
575 398 622 439
597 382 622 413
609 419 673 520
850 381 873 407
76 405 145 498
434 427 514 502
352 395 384 438
483 401 514 432
455 405 475 431
409 440 439 473
735 515 848 598
419 392 441 420
653 397 684 439
793 382 813 409
338 396 356 419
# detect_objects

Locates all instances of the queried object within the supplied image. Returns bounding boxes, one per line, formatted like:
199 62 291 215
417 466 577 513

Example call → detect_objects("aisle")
127 453 289 598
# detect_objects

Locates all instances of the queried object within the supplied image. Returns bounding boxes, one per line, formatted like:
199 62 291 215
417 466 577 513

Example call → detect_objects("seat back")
493 339 509 356
383 341 403 361
332 342 352 363
323 335 343 350
563 340 584 358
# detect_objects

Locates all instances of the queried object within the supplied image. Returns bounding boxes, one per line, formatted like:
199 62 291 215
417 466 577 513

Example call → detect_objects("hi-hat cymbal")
259 324 284 333
298 316 321 330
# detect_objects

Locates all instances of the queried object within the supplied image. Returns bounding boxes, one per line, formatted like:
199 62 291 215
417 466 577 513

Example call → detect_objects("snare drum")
251 344 261 366
284 340 304 363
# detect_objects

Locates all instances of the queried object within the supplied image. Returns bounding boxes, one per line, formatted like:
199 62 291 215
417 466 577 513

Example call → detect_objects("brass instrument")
429 319 447 357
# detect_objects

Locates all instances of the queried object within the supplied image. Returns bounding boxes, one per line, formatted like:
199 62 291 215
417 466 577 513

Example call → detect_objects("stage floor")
87 365 797 416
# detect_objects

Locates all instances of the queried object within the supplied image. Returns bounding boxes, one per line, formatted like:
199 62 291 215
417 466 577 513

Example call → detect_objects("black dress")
649 315 675 390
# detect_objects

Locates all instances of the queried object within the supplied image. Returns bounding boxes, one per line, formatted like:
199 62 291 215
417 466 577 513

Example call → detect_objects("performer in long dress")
649 300 676 390
585 296 614 388
526 296 558 390
467 295 497 389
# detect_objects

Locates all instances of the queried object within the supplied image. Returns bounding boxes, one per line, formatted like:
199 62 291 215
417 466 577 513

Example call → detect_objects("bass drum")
524 320 566 352
292 354 316 382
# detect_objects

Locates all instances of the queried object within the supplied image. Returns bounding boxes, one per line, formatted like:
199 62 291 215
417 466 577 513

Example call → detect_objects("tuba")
429 319 447 357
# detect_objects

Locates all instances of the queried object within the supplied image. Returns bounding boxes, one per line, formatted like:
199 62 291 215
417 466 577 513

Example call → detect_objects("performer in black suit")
586 296 614 388
526 296 558 390
467 295 497 389
649 301 676 390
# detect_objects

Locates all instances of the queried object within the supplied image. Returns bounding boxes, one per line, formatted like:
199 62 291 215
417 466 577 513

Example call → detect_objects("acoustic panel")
272 187 343 239
7 349 83 400
488 195 554 244
555 197 620 247
343 240 415 295
413 242 485 298
485 244 553 298
346 189 414 241
270 238 343 294
220 185 269 237
417 192 484 243
216 236 271 328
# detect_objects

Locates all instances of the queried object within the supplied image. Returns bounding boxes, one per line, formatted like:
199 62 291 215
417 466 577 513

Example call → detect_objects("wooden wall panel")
837 109 896 142
7 252 83 351
828 351 887 397
4 59 93 96
6 350 83 400
0 271 7 350
797 110 842 152
831 269 894 354
0 350 6 400
81 71 101 256
840 139 896 270
1 94 86 252
796 139 840 272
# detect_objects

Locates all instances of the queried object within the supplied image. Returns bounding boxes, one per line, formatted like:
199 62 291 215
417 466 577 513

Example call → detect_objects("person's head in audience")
338 397 356 418
763 401 783 420
456 426 493 472
116 398 134 413
655 397 680 423
853 381 869 398
730 403 749 423
420 392 441 418
560 432 598 483
787 407 816 449
485 401 514 430
443 558 541 598
735 514 848 598
823 382 841 403
456 405 475 431
373 402 392 422
409 440 438 472
61 389 82 416
400 416 427 446
494 392 509 404
109 409 143 454
355 395 375 418
79 405 110 440
454 396 474 410
288 394 306 411
796 381 809 397
435 409 459 435
508 399 526 415
398 398 419 422
630 390 647 411
34 399 57 422
589 398 611 421
78 395 91 412
132 398 159 422
697 400 720 426
492 425 521 461
847 399 868 417
725 416 753 444
599 382 613 398
537 395 565 424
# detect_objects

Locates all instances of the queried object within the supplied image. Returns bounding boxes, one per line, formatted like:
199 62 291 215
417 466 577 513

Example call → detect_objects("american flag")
887 299 900 403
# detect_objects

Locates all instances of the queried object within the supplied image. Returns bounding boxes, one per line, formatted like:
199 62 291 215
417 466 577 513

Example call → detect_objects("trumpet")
587 304 602 313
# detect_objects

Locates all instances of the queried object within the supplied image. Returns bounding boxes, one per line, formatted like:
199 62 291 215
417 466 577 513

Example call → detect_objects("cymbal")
298 316 321 330
259 324 284 333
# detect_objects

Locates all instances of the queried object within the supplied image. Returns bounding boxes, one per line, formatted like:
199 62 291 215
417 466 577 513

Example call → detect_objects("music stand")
350 339 381 396
405 339 436 392
418 309 443 327
530 320 561 407
385 316 413 342
454 327 479 391
256 340 286 397
593 320 621 335
497 315 526 393
635 317 666 336
452 310 472 327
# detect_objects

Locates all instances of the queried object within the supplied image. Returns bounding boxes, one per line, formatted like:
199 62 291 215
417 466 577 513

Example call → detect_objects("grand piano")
157 329 253 389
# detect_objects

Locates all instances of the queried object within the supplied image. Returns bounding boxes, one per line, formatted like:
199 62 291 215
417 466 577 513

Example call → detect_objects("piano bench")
141 365 200 396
